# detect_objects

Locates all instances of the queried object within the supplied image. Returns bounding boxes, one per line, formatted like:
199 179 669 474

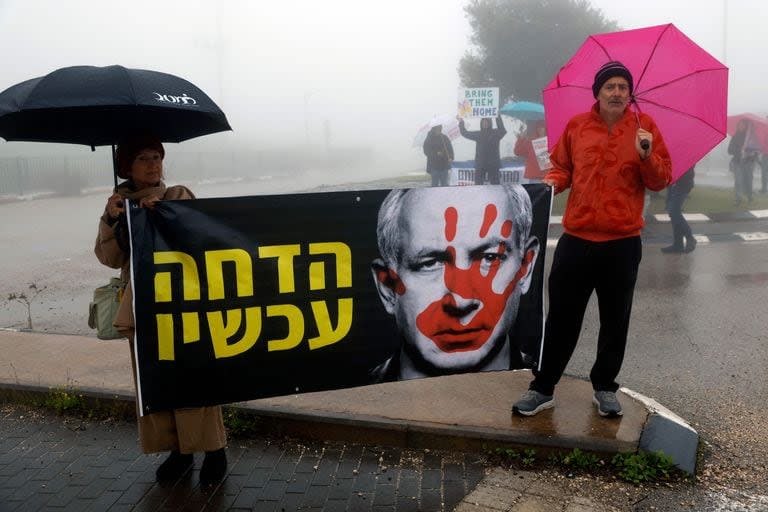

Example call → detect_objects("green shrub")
611 451 675 485
223 408 262 438
521 448 536 466
482 444 519 460
44 388 86 415
561 448 600 470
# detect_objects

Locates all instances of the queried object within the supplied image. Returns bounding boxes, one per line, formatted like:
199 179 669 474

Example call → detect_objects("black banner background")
129 185 551 414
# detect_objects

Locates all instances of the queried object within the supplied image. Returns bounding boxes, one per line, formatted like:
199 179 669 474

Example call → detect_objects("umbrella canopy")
0 65 230 147
499 101 545 121
543 24 728 181
0 65 231 187
727 113 768 153
412 114 460 148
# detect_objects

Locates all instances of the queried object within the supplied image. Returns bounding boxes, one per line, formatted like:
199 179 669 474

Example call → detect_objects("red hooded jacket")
546 103 672 242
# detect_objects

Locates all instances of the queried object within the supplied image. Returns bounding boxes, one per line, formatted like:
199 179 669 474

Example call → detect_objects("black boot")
684 235 697 253
661 231 684 253
156 450 193 482
200 448 227 486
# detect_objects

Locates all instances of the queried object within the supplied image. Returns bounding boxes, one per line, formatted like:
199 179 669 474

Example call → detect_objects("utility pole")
216 4 224 107
304 91 313 148
722 0 728 64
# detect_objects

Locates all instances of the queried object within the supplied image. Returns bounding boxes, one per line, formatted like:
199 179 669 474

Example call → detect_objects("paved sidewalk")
0 331 648 455
0 403 486 511
0 330 696 511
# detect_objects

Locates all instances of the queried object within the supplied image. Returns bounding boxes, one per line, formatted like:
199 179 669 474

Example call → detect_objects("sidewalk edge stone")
621 386 699 474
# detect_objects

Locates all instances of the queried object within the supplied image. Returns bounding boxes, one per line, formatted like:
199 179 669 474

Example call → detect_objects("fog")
0 0 471 179
591 0 767 115
0 0 763 185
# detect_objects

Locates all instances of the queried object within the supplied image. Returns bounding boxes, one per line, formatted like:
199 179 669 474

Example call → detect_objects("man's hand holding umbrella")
636 128 653 160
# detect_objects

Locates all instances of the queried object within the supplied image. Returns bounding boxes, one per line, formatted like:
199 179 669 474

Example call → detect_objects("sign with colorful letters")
458 87 500 119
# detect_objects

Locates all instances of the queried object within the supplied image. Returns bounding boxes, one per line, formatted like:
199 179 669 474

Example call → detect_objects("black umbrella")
0 65 232 187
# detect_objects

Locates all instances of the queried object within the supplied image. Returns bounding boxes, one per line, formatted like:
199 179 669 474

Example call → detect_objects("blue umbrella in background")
499 101 545 121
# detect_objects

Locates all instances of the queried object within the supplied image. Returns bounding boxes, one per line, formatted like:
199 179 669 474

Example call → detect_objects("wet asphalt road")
1 176 767 508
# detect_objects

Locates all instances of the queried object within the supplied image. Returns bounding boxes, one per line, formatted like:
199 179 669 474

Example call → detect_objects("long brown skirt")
128 339 227 454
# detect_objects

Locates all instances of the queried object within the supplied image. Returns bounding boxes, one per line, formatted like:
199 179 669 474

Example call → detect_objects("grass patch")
3 386 265 437
552 185 768 216
222 407 263 438
388 175 766 215
611 451 676 485
43 388 87 415
1 386 134 421
484 444 685 485
666 186 768 214
554 447 602 471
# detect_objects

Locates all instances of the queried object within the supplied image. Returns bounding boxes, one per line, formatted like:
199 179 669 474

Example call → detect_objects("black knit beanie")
592 61 634 98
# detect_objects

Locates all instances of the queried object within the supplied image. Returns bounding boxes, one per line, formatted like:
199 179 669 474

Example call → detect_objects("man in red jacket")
513 61 672 418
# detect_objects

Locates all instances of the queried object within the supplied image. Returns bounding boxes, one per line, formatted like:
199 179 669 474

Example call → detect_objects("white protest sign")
531 136 551 171
457 87 499 119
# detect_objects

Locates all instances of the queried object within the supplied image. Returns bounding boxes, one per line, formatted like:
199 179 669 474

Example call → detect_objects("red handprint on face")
416 204 532 353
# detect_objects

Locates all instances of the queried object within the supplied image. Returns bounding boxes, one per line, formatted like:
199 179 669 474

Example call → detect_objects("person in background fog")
728 119 758 204
514 120 547 181
423 124 454 187
458 115 507 185
661 165 696 253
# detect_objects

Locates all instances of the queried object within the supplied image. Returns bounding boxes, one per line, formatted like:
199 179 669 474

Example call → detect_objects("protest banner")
127 185 551 413
451 160 526 186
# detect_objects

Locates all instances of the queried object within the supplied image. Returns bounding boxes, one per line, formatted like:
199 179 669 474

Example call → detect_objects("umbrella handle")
632 100 651 151
111 144 119 192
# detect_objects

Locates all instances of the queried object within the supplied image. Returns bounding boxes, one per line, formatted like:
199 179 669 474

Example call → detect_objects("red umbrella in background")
543 24 728 181
727 113 768 153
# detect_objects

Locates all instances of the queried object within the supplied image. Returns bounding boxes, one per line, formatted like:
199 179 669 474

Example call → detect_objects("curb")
0 329 697 475
0 382 136 421
0 378 695 475
0 381 634 456
621 387 699 474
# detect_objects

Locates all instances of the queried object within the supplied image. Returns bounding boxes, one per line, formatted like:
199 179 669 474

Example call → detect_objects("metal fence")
0 152 234 197
0 146 375 198
0 155 111 197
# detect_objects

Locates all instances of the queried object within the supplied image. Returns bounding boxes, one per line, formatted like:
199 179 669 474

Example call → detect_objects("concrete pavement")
0 330 698 510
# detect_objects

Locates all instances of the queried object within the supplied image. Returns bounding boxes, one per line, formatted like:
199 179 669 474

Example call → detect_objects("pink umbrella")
543 24 728 181
727 113 768 153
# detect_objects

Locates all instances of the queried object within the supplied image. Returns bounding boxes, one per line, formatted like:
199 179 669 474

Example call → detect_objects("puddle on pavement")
637 271 691 290
724 272 768 286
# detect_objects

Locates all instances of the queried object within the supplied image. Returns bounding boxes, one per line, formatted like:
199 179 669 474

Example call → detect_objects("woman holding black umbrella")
95 134 228 486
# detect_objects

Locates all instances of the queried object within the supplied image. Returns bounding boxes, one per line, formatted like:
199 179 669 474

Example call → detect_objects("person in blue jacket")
661 166 696 253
